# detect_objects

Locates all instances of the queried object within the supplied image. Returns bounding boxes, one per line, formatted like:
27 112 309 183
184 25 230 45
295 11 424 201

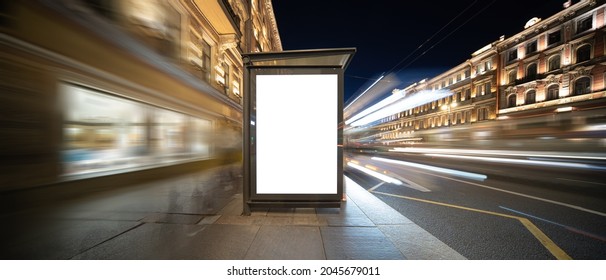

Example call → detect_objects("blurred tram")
0 1 243 192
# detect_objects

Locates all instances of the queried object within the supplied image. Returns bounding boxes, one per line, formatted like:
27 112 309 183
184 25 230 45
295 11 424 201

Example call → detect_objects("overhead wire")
394 0 497 74
346 0 496 108
386 0 481 74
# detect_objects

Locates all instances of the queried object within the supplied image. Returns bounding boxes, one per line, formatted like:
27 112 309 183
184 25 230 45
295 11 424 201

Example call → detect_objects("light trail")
426 153 606 171
347 162 403 185
371 156 487 181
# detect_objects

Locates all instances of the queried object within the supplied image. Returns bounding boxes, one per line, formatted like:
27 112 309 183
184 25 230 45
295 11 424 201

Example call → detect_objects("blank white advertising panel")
256 74 338 194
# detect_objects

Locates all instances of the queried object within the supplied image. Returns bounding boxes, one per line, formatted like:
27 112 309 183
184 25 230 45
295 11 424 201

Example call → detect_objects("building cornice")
264 0 282 51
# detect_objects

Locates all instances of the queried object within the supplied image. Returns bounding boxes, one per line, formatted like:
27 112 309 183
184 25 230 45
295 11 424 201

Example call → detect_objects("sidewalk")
205 177 465 260
0 164 465 260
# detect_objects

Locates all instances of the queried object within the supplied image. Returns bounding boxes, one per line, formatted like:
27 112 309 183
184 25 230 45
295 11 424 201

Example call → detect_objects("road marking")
383 164 606 218
371 190 572 260
388 173 432 192
368 182 385 192
517 218 571 260
355 155 606 217
500 206 606 242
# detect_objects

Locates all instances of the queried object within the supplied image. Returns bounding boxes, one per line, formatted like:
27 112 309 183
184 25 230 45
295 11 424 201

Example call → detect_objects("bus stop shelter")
242 48 356 215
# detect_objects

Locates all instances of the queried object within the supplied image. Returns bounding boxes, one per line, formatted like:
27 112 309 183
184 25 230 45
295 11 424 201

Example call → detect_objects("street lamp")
441 103 457 127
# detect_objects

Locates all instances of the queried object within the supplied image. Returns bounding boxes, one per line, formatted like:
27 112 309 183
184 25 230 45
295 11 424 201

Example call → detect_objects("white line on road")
424 171 606 217
366 156 606 217
368 182 385 192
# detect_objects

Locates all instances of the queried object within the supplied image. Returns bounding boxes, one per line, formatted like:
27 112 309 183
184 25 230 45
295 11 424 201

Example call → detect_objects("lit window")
477 108 489 121
526 40 537 54
508 70 517 83
201 41 212 82
525 90 536 104
548 55 561 71
574 77 591 95
526 63 538 78
576 45 591 63
508 49 518 62
548 30 561 46
547 85 559 100
576 16 592 34
507 94 517 108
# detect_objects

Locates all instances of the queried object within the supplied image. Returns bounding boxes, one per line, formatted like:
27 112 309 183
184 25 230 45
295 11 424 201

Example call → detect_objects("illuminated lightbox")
255 74 338 194
242 48 355 214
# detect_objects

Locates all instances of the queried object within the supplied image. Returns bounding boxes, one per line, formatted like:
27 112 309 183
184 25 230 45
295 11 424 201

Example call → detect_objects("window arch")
546 84 559 100
525 90 536 104
508 70 517 84
548 55 561 71
507 94 517 108
576 44 591 63
574 76 591 95
526 63 538 78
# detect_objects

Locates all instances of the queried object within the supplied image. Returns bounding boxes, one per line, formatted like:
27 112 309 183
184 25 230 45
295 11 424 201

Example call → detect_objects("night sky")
272 0 569 104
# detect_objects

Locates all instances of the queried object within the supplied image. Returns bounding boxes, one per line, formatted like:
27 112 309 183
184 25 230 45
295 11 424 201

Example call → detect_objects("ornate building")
0 0 282 189
77 0 282 105
345 0 606 151
496 0 606 136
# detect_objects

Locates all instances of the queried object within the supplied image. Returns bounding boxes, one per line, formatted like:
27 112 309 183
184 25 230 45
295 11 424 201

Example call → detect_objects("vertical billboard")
255 73 338 195
243 49 355 214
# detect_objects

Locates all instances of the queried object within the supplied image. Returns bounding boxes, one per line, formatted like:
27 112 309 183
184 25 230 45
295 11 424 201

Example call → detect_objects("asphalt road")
344 148 606 259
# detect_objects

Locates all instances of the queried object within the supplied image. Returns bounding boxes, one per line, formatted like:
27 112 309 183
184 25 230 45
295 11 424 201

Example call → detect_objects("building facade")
0 0 282 190
346 0 606 151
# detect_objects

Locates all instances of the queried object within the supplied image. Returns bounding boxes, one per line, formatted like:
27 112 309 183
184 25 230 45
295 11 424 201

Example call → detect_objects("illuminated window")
508 70 517 83
576 45 591 63
60 83 211 176
508 49 518 62
548 30 561 46
574 77 591 95
525 90 536 104
223 62 230 92
476 85 483 96
526 63 538 78
477 108 489 121
507 94 517 108
201 41 212 82
526 40 537 55
576 16 592 34
548 55 561 71
546 85 559 100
